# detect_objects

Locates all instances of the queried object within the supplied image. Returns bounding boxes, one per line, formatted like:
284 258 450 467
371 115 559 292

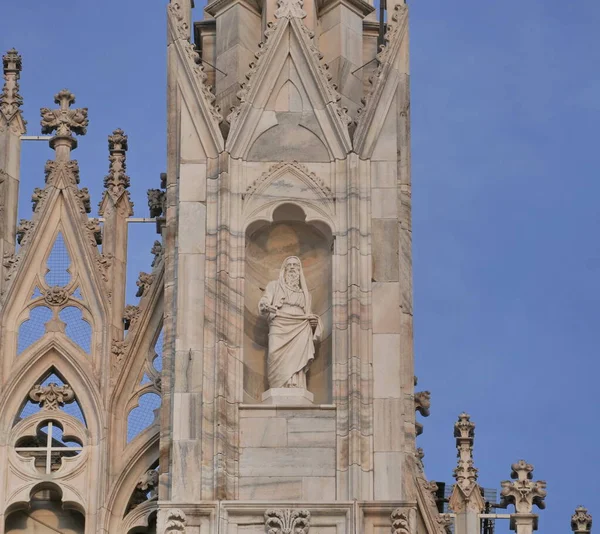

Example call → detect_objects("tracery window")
126 328 163 443
17 231 93 355
11 370 87 477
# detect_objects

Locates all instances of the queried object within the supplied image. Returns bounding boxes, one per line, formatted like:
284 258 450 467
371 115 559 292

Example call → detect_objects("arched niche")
244 203 333 403
5 484 85 534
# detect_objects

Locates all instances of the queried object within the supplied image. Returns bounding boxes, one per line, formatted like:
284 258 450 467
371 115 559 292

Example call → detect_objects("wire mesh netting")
127 393 161 443
153 328 164 373
30 287 43 299
72 287 84 300
59 307 92 353
140 373 152 386
18 373 86 425
17 306 53 354
45 233 72 287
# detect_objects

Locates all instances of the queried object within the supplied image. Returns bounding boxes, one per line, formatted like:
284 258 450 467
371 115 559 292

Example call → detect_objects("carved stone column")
0 49 26 292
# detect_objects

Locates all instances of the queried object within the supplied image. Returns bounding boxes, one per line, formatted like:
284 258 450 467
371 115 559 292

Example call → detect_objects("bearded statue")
258 256 322 390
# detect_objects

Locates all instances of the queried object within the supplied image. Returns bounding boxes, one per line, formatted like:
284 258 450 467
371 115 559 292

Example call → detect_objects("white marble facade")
0 0 449 531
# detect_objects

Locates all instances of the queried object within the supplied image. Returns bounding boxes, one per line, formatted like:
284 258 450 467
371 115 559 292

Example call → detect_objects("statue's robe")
259 280 322 389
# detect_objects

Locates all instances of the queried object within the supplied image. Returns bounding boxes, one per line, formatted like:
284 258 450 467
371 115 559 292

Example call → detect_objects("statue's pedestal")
261 388 314 405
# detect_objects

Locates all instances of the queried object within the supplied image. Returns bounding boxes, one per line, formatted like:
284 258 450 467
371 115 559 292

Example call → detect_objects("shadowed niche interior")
5 486 85 533
244 204 332 403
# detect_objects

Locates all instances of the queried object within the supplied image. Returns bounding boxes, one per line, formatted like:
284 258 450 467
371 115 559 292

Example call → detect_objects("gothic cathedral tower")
0 0 560 532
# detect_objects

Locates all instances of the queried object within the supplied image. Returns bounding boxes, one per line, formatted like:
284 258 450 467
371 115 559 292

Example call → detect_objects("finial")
453 412 478 490
572 506 592 534
1 48 25 127
499 460 547 514
40 89 88 158
104 129 130 197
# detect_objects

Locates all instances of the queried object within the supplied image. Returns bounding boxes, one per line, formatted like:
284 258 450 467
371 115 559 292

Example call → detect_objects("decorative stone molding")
264 509 310 534
40 89 88 151
44 286 69 306
1 48 24 125
168 1 190 41
136 272 155 297
390 509 410 534
76 187 91 213
44 159 81 186
123 304 141 329
274 0 307 20
31 188 45 212
164 508 186 533
147 189 166 218
86 218 103 246
16 219 33 245
499 460 547 514
3 252 17 278
414 390 430 436
97 253 113 283
244 161 333 201
572 506 592 534
111 340 128 381
29 383 75 410
168 3 222 125
151 240 164 268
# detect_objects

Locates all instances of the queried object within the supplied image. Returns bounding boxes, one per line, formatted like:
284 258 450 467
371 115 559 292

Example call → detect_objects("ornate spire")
453 412 478 491
40 89 88 158
449 412 485 514
572 506 592 534
1 48 24 127
103 129 131 201
499 460 547 514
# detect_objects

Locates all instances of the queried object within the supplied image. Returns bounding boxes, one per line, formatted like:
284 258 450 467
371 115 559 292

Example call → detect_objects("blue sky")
2 1 599 531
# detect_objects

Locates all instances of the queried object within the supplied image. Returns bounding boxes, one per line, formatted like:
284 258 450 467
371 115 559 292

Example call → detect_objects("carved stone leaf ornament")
264 509 310 534
164 508 186 533
499 460 547 514
44 286 69 306
16 219 34 245
147 189 166 218
136 272 155 297
123 304 141 329
29 383 75 410
390 509 410 534
414 390 431 436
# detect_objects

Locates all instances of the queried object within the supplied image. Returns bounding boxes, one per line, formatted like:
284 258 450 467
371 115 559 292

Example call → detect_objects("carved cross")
40 89 88 139
499 460 547 514
29 383 75 411
572 506 592 534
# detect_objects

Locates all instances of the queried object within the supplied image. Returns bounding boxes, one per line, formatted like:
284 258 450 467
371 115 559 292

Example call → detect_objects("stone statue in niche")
259 256 322 395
